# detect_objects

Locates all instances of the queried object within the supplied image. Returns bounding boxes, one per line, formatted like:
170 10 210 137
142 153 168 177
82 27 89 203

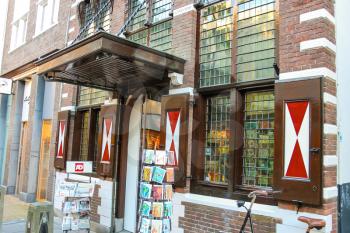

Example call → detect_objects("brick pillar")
2 81 24 194
279 0 337 232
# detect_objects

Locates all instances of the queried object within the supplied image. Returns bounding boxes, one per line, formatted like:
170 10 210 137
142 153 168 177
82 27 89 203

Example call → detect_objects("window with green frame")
242 91 274 187
204 95 231 184
199 0 233 88
236 0 276 82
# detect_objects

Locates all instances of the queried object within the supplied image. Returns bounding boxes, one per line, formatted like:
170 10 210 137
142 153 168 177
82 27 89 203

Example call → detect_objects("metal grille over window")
236 0 276 82
76 0 112 42
242 91 274 187
199 0 233 88
150 21 172 52
129 0 147 31
152 0 172 23
204 95 231 184
79 111 90 161
78 87 109 106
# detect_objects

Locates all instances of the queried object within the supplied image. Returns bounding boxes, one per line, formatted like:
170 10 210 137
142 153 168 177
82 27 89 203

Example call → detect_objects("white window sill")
8 42 27 54
33 22 58 39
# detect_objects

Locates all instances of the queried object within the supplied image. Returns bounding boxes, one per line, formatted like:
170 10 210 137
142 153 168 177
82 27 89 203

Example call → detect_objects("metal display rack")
137 149 175 233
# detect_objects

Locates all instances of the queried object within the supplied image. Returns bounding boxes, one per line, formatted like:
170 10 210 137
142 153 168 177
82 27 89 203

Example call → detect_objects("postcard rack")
137 149 176 233
60 173 94 233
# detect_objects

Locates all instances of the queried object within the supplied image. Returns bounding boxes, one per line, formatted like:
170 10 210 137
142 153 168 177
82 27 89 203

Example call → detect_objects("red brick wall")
279 0 336 73
1 0 71 74
179 202 282 233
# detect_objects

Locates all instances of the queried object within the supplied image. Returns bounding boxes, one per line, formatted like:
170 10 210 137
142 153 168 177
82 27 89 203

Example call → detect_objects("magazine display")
60 181 93 232
137 149 175 233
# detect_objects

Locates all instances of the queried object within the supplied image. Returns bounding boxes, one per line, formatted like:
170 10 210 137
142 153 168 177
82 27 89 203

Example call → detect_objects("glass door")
36 120 52 201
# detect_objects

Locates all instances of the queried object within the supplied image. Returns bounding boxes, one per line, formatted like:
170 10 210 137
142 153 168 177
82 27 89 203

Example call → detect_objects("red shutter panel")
160 94 190 188
274 78 322 205
96 104 121 178
54 111 70 170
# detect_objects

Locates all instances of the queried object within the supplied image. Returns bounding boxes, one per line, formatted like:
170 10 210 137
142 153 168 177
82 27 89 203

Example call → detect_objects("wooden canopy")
35 32 185 93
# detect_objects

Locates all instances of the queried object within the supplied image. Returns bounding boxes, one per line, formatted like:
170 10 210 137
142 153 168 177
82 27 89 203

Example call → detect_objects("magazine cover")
143 166 153 182
152 202 164 218
62 215 72 231
59 182 77 197
163 219 171 233
166 168 175 183
78 214 90 229
63 201 72 214
166 151 176 166
152 185 163 200
75 183 94 197
164 201 173 217
139 217 151 233
71 218 79 231
155 150 166 165
77 198 90 212
144 149 155 164
140 201 152 216
152 167 166 184
139 182 152 199
151 219 163 233
164 185 173 200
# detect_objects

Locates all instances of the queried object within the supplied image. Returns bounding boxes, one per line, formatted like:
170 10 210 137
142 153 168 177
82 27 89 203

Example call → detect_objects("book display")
137 149 175 233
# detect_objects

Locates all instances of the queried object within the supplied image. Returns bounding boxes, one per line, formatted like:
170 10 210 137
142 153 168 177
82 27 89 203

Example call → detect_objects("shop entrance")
124 96 162 232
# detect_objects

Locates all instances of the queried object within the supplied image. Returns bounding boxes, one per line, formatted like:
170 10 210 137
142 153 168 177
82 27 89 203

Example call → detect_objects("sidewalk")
0 195 95 233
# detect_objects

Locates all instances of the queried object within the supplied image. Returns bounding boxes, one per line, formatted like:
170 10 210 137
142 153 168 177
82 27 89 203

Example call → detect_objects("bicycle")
237 190 268 233
237 190 326 233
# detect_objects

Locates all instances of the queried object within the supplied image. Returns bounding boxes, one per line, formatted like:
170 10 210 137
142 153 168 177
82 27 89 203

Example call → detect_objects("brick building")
1 0 348 233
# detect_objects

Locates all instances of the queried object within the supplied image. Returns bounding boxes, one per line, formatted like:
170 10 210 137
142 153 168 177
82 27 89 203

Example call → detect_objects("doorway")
16 122 28 194
123 96 162 232
36 120 52 201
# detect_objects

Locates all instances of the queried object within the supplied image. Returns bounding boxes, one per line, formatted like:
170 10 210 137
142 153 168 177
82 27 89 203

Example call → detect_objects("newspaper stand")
137 149 176 233
60 162 94 233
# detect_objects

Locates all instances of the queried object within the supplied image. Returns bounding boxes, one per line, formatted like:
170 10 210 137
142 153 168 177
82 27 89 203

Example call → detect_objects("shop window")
236 0 276 82
242 91 274 187
35 0 60 36
199 0 233 88
204 95 231 184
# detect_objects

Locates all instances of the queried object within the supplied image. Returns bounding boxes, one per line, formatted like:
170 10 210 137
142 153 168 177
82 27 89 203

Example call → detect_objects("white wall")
0 0 9 74
336 0 350 185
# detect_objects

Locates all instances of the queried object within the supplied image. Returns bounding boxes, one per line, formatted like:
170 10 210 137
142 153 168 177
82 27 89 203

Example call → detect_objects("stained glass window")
79 111 90 161
204 95 231 184
152 0 172 23
78 87 109 106
237 0 276 82
199 0 233 88
242 91 274 187
150 21 172 52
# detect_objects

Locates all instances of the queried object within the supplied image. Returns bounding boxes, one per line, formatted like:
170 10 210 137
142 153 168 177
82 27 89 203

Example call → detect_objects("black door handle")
310 147 321 153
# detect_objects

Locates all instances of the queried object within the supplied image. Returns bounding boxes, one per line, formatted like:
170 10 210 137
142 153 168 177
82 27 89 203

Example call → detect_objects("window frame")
10 13 28 51
34 0 60 36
